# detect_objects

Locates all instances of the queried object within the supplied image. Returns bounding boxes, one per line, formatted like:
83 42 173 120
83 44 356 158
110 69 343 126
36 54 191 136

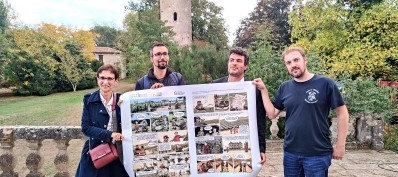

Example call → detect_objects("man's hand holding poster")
120 81 262 177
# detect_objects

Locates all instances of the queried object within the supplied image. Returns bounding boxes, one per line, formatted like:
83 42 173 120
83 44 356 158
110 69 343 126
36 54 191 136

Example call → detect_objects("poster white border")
120 81 261 177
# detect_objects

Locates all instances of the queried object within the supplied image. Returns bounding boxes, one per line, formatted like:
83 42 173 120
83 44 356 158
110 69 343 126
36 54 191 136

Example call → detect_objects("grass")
0 79 135 126
0 79 135 176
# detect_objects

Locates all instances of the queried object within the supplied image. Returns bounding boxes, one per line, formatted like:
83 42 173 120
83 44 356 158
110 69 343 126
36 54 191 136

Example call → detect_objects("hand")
332 145 345 160
252 78 267 92
111 132 124 141
150 83 164 89
259 152 266 165
117 99 123 107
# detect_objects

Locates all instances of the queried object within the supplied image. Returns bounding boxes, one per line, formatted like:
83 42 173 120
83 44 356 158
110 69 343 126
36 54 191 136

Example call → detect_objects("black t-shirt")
273 75 345 156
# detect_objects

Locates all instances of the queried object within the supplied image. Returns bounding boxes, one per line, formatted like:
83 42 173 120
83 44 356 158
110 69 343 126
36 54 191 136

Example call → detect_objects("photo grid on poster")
193 93 253 174
130 97 190 177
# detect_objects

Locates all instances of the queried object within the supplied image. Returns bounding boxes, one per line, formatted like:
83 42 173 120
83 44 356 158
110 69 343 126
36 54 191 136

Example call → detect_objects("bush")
54 58 98 92
339 77 397 119
169 44 228 84
384 125 398 152
12 61 56 96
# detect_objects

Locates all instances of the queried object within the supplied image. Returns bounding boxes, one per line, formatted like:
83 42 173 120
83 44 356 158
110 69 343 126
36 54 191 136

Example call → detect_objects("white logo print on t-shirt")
305 89 319 103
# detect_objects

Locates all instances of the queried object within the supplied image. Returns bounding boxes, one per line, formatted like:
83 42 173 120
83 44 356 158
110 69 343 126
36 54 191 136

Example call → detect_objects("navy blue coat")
75 90 128 177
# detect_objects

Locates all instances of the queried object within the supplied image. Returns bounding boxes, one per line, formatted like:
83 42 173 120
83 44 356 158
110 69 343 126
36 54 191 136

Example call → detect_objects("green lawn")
0 79 135 126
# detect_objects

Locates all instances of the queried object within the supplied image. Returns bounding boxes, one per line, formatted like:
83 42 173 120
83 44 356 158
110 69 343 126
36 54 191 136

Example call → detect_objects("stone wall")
330 116 384 150
0 117 386 176
0 126 82 177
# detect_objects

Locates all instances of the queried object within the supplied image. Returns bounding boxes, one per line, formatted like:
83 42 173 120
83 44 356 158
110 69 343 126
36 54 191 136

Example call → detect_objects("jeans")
284 151 332 177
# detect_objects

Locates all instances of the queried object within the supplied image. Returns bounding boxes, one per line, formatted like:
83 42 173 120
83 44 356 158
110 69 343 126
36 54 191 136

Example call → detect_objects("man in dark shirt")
253 47 349 176
212 47 267 165
135 41 185 90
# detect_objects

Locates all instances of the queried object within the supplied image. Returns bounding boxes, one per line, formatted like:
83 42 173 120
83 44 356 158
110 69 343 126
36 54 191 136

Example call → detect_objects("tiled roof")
93 47 121 54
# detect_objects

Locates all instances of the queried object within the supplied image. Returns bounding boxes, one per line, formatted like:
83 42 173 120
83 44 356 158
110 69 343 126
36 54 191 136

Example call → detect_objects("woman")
75 64 128 177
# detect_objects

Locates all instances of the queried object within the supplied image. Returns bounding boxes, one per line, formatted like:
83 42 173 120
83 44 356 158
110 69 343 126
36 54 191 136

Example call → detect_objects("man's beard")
156 61 168 69
228 68 244 78
229 72 242 77
291 67 306 78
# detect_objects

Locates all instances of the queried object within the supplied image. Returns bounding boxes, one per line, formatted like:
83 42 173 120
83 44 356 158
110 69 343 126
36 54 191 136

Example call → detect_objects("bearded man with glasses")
135 41 186 90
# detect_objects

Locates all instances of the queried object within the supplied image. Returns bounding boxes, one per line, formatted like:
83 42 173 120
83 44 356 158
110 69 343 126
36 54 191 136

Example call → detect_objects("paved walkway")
258 150 398 177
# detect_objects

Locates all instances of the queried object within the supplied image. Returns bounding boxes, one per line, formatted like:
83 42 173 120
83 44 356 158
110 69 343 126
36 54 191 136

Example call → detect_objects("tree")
121 0 176 79
170 45 228 84
3 26 59 95
192 0 228 49
0 0 11 32
58 41 95 92
234 0 291 49
247 21 324 98
289 0 398 80
0 0 13 86
121 0 230 81
246 26 290 99
90 24 120 48
3 23 96 95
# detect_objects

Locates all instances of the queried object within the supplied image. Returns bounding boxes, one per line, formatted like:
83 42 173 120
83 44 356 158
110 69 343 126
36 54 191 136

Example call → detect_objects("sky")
8 0 258 44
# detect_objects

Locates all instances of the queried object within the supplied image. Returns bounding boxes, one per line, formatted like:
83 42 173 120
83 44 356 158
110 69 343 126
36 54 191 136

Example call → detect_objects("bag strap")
170 72 180 85
89 93 117 151
143 75 151 89
111 93 118 133
112 93 117 111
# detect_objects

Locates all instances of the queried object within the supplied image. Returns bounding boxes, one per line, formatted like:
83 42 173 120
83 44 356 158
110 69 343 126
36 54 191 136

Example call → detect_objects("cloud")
209 0 257 43
9 0 257 43
9 0 129 29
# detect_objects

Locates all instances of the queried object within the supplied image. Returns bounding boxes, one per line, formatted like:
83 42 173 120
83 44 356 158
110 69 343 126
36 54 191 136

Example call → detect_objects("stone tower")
160 0 192 47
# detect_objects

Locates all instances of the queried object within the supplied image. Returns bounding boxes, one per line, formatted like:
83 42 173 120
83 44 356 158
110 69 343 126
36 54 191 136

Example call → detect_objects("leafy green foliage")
289 0 398 80
340 77 398 118
2 23 97 95
0 30 10 87
192 0 228 49
0 0 11 32
170 45 228 84
125 46 152 81
246 24 324 98
234 0 291 49
58 41 96 92
121 0 176 79
90 24 121 48
338 76 398 151
122 0 229 80
384 124 398 152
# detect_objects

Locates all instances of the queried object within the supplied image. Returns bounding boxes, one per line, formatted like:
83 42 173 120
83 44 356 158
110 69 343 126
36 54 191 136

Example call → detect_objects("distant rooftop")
93 47 121 54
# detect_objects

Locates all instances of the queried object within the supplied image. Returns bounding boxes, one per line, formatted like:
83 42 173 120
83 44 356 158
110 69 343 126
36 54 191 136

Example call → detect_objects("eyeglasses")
152 52 169 57
98 77 115 81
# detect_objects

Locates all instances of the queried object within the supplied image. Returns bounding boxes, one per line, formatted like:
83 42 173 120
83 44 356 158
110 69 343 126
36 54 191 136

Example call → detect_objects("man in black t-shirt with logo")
253 47 349 177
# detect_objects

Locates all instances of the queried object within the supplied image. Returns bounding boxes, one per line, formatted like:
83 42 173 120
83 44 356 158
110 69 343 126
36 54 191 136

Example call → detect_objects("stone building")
160 0 192 47
93 47 126 79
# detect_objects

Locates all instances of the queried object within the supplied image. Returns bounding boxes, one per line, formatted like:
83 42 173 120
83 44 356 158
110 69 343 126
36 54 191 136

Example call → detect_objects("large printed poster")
120 82 261 177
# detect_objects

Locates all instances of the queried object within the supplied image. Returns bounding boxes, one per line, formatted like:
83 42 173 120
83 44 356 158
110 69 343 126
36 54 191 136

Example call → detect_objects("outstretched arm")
252 78 281 119
332 105 349 160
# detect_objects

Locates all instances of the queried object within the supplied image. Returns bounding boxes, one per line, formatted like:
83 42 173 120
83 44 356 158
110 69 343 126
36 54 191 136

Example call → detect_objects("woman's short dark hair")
229 47 249 65
96 64 119 80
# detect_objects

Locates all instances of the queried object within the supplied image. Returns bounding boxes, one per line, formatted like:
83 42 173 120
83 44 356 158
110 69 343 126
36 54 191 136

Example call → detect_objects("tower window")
174 12 177 21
